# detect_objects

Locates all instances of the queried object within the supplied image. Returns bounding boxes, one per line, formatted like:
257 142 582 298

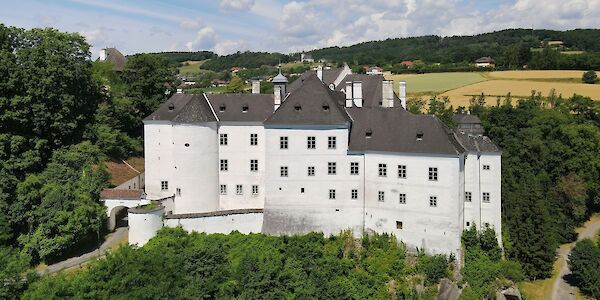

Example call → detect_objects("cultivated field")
385 72 487 94
485 70 586 79
178 60 207 75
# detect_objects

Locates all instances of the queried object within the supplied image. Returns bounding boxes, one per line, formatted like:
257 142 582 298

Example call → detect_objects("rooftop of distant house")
104 157 144 187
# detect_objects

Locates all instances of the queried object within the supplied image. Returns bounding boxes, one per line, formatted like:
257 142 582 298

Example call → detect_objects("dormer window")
322 104 329 111
242 105 249 113
168 103 175 111
366 129 373 138
416 132 424 141
294 104 302 111
219 105 226 112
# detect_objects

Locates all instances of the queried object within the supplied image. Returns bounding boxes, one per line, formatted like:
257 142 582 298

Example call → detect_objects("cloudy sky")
1 0 599 57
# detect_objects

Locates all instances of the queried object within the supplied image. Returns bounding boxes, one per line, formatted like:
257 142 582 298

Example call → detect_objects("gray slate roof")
453 131 500 153
265 74 351 126
347 107 464 155
288 68 342 92
144 94 217 123
335 74 403 108
206 94 274 122
453 114 482 125
99 48 127 71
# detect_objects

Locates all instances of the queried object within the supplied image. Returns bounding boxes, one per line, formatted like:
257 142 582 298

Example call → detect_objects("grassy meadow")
178 60 208 75
386 70 600 107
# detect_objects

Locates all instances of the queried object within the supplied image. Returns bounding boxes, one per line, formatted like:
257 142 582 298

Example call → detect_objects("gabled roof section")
144 94 217 123
347 107 463 155
287 68 342 93
336 74 403 108
453 131 500 153
206 94 274 122
99 48 127 71
265 74 351 126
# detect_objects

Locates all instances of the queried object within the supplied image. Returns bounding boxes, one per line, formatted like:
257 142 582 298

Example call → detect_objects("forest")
1 24 600 299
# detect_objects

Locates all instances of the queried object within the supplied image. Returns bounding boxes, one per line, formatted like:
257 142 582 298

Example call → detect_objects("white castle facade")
126 66 502 256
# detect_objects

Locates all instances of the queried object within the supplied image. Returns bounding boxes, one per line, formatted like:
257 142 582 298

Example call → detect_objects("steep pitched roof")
206 94 274 122
453 131 500 153
347 107 464 155
144 94 217 123
335 74 403 108
100 189 144 200
287 68 343 92
99 48 127 71
265 74 351 126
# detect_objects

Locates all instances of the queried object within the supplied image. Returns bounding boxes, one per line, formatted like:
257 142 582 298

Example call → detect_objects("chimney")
99 48 107 61
382 80 394 108
316 65 323 82
352 81 363 108
345 81 353 107
252 80 260 94
399 81 406 109
274 85 282 111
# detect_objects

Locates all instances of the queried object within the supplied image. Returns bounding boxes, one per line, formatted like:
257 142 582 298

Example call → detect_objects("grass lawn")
178 60 208 75
385 72 489 94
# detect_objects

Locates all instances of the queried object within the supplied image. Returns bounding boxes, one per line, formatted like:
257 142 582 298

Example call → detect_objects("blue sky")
1 0 599 58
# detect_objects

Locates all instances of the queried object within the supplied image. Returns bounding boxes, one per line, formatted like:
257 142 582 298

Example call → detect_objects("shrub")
582 70 599 84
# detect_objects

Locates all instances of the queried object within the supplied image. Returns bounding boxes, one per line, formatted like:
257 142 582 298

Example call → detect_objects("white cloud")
213 40 247 55
180 18 205 30
186 27 217 51
219 0 255 11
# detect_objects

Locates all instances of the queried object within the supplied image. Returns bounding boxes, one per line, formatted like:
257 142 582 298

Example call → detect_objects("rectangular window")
280 166 288 177
280 136 288 149
250 159 258 172
307 166 315 176
350 162 359 175
300 187 305 193
220 159 228 171
399 193 406 204
328 136 337 149
483 165 490 170
328 162 336 175
465 192 472 202
429 196 438 207
220 133 228 146
378 191 385 202
161 181 168 191
307 136 316 149
396 221 403 230
176 188 181 196
220 184 227 195
236 184 243 195
250 133 258 146
428 167 438 181
329 189 336 199
483 192 490 203
398 165 406 179
379 163 387 177
466 221 471 227
252 185 259 195
351 189 358 200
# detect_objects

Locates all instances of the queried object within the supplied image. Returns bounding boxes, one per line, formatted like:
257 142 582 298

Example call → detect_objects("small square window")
483 192 490 203
280 166 288 177
300 187 305 193
351 189 358 200
252 185 259 195
428 167 438 181
398 165 406 179
378 164 387 177
465 192 472 202
161 181 168 191
399 193 406 204
396 221 403 229
280 136 288 149
220 184 227 195
378 191 385 202
328 162 336 175
307 136 316 149
236 185 243 195
483 165 490 170
329 189 336 199
220 133 228 146
328 136 337 149
250 159 258 172
307 166 315 176
250 133 258 146
176 188 181 196
466 221 471 227
350 162 359 175
220 159 228 171
429 196 438 207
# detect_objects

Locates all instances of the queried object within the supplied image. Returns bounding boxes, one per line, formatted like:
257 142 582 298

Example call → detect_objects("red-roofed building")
400 61 414 67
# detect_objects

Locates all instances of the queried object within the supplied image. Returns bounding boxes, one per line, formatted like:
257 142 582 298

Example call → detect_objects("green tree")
226 76 245 93
582 70 599 84
569 238 600 298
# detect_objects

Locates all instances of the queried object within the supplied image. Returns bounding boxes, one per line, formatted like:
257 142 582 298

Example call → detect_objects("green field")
178 60 208 75
386 72 489 94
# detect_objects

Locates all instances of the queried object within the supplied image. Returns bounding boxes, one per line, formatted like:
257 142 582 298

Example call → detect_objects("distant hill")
199 51 292 72
145 51 217 65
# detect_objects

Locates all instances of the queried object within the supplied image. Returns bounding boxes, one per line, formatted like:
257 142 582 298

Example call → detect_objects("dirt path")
551 215 600 300
36 227 128 275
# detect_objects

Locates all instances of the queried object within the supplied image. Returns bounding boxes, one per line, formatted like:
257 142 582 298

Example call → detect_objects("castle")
121 65 502 256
